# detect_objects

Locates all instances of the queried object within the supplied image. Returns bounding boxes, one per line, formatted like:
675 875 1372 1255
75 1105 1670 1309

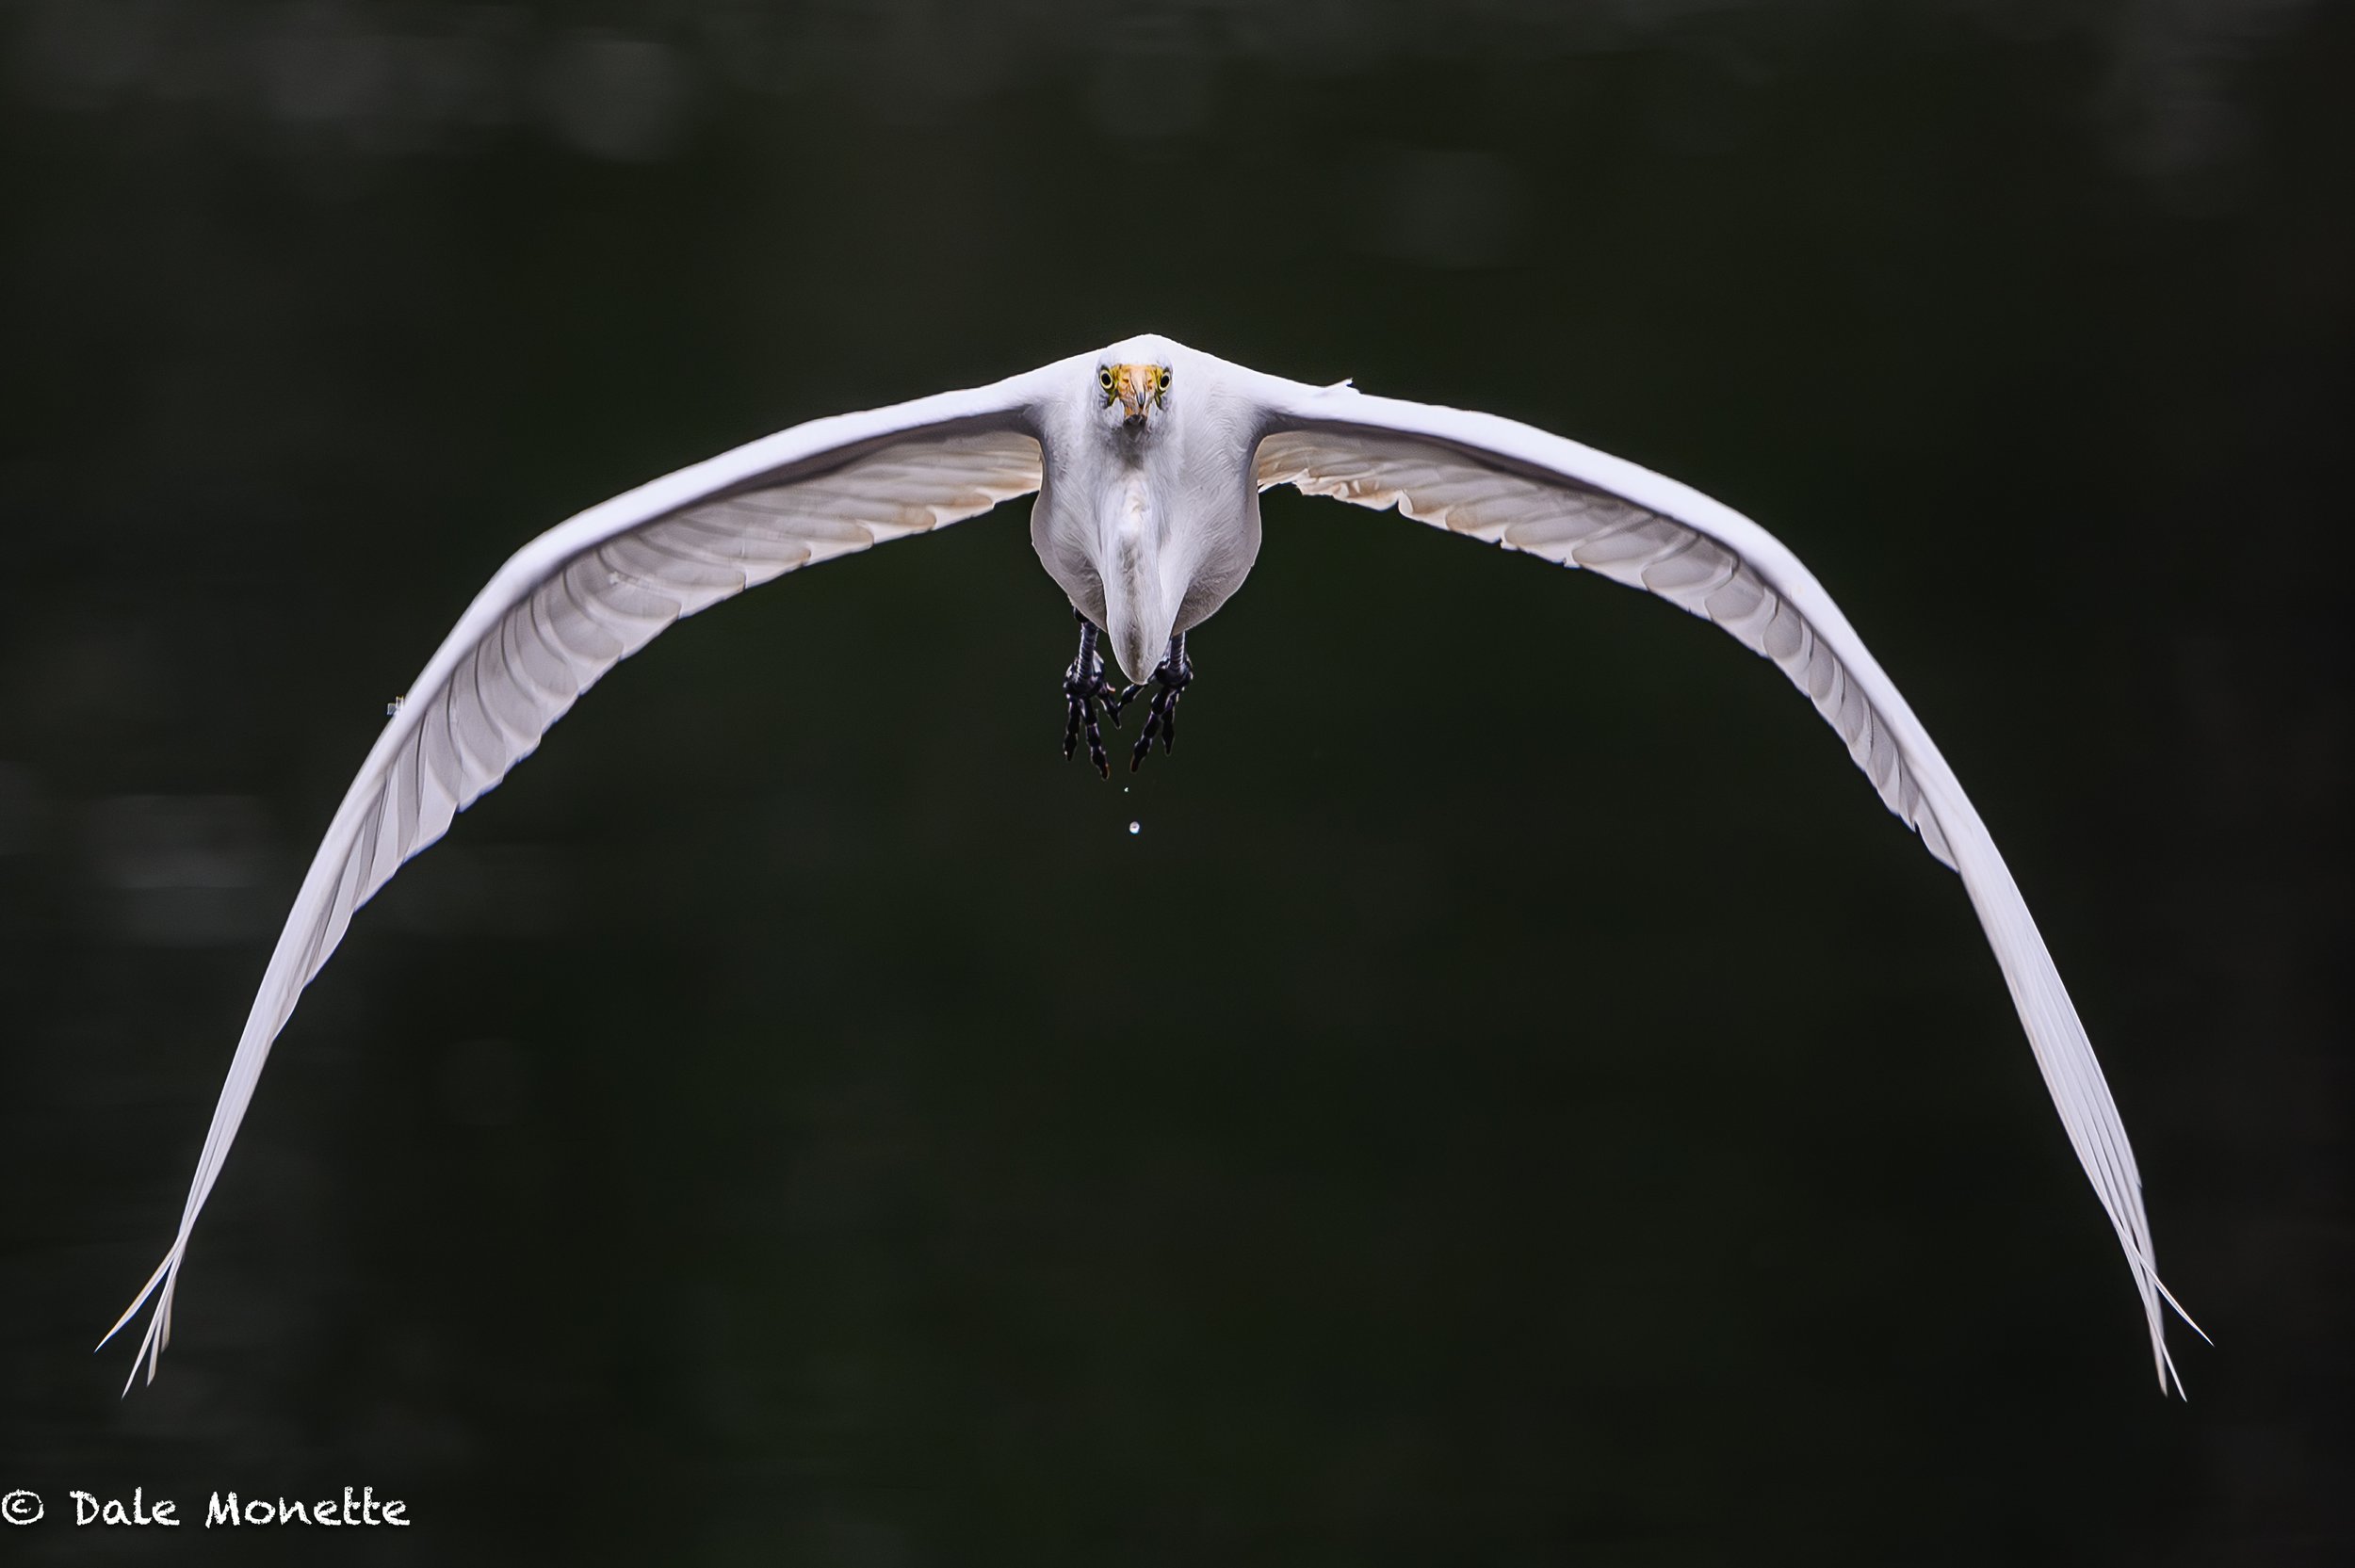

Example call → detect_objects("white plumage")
104 334 2197 1394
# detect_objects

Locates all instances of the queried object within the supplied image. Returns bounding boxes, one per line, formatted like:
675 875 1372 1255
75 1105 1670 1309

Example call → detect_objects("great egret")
103 333 2198 1393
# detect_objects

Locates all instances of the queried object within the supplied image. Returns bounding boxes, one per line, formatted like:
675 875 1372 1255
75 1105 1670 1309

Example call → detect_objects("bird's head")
1095 357 1172 434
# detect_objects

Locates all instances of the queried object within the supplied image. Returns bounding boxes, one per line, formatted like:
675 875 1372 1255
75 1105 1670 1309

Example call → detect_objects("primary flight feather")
105 333 2197 1393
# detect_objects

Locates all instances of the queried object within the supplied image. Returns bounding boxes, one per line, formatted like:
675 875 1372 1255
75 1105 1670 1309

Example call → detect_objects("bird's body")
1030 334 1264 681
103 334 2199 1396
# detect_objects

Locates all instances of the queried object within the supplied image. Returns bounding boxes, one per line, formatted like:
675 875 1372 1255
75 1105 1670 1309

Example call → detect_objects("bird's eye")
1157 368 1172 394
1098 367 1113 390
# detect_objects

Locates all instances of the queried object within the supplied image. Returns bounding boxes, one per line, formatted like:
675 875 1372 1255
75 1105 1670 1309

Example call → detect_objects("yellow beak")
1111 363 1161 423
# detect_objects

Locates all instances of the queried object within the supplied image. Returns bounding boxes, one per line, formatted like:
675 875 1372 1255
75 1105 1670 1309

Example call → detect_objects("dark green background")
2 2 2347 1562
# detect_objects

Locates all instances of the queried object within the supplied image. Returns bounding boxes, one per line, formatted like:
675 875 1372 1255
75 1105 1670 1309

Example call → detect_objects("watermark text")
3 1485 408 1528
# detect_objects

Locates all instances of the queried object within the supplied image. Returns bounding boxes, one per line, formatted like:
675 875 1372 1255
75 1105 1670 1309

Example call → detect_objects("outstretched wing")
1255 382 2197 1393
106 371 1052 1387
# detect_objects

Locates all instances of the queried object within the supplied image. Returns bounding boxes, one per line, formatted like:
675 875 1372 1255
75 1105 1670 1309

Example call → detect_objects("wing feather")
1255 386 2188 1390
105 375 1051 1386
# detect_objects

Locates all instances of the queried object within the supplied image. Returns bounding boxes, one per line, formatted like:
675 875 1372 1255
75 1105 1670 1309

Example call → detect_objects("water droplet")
1128 821 1141 836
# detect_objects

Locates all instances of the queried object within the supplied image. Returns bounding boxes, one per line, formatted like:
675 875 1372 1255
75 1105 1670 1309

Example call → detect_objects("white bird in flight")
104 333 2200 1393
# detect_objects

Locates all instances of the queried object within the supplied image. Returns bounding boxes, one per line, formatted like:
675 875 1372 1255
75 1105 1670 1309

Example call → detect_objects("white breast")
1026 390 1265 676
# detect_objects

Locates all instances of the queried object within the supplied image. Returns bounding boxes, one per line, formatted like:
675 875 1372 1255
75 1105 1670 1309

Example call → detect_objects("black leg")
1124 632 1193 773
1061 609 1125 779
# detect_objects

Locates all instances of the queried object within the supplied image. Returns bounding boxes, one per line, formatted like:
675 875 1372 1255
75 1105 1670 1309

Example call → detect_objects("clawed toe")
1126 636 1192 773
1063 672 1123 778
1059 612 1127 777
1057 618 1194 780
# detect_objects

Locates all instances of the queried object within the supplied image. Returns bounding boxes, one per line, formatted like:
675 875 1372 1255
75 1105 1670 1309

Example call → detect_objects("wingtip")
118 1320 155 1399
2139 1264 2207 1398
97 1256 169 1351
2157 1275 2212 1347
100 1248 185 1392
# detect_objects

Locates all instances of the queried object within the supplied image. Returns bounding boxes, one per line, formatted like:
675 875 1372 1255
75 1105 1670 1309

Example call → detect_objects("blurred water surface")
2 1 2349 1563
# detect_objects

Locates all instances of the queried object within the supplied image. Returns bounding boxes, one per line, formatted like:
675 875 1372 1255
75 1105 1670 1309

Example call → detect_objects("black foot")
1060 611 1127 779
1120 633 1192 773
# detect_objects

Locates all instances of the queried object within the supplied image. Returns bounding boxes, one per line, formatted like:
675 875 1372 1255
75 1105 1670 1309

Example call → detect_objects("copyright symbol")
2 1489 42 1526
